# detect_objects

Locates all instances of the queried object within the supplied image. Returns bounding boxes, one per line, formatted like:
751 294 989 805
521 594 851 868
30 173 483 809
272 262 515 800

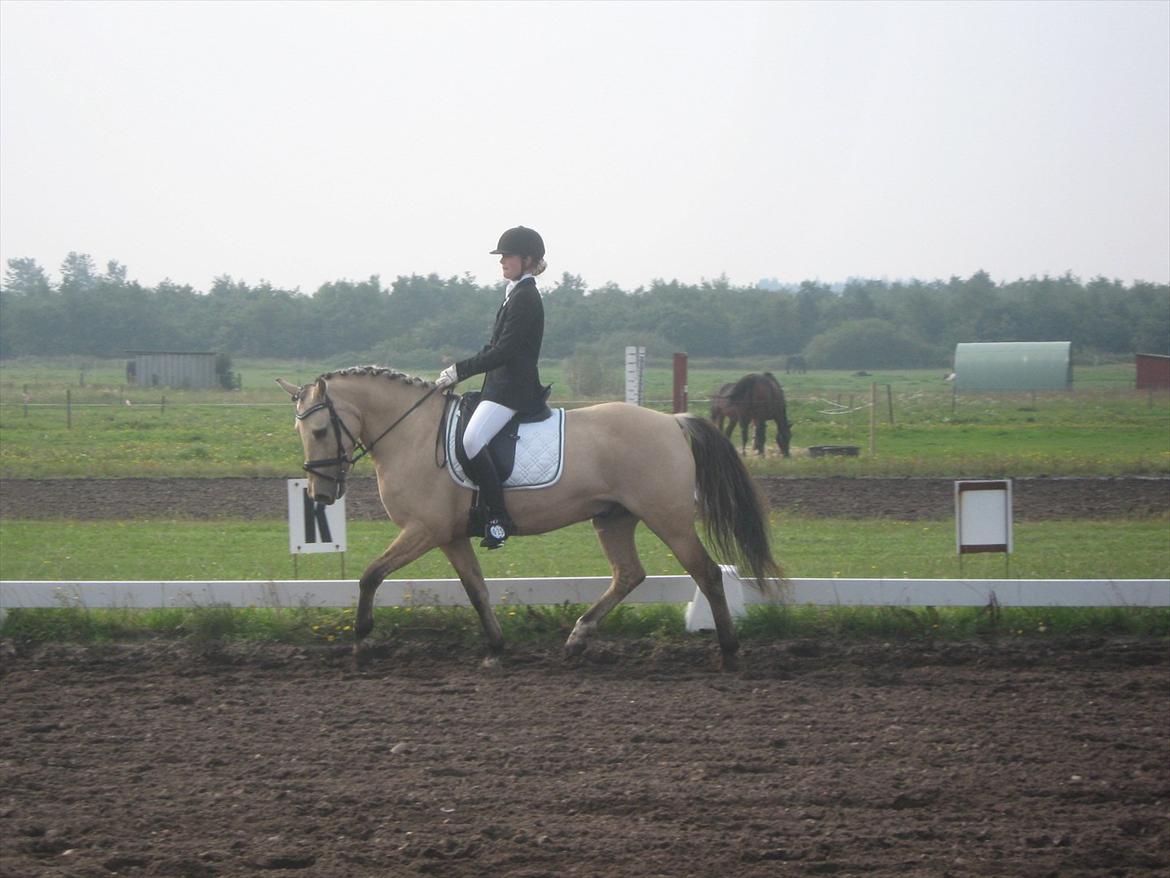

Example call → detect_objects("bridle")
294 382 442 490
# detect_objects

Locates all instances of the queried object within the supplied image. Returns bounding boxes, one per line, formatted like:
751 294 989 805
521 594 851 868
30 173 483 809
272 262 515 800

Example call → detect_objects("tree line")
1 252 1167 369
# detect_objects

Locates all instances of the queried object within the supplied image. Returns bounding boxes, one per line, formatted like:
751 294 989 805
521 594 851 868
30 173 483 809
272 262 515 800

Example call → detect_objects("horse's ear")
276 378 300 398
314 377 327 398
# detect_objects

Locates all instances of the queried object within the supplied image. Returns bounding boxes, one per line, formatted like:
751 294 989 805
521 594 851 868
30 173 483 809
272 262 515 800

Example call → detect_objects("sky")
1 0 1168 293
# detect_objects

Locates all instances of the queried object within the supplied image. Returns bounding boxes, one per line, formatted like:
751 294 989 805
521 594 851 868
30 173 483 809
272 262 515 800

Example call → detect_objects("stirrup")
480 516 511 550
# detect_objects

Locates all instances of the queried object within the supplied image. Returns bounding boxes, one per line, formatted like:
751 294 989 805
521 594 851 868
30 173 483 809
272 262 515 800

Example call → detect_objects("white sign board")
625 346 646 406
955 479 1012 554
287 479 347 554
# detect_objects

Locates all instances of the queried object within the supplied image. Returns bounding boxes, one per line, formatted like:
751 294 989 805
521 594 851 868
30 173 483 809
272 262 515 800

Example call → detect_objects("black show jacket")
454 277 546 414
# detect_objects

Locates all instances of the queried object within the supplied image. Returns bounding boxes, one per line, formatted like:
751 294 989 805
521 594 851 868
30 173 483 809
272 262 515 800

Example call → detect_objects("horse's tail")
676 414 783 590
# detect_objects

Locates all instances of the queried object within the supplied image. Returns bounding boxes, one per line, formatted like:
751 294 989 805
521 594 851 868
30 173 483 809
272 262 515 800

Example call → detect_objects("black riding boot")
464 450 513 549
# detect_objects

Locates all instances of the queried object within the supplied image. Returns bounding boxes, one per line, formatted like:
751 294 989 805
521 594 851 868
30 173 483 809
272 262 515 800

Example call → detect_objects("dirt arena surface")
1 637 1167 878
2 476 1168 521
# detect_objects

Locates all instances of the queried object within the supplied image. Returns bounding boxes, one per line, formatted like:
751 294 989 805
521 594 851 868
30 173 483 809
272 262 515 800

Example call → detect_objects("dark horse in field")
786 354 807 374
709 382 751 454
711 373 792 458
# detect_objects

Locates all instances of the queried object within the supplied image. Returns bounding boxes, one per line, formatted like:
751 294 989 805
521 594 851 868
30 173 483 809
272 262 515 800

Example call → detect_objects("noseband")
294 382 442 490
295 393 362 489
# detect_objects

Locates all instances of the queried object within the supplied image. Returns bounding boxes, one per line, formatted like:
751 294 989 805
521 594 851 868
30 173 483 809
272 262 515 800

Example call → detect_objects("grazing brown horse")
709 382 752 454
277 367 781 670
727 372 792 457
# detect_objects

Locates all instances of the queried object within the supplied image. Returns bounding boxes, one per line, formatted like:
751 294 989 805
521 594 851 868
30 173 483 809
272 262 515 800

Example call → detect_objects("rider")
436 226 548 549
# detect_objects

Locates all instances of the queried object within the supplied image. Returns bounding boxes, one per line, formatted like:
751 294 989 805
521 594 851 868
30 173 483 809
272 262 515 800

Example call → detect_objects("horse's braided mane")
316 365 434 387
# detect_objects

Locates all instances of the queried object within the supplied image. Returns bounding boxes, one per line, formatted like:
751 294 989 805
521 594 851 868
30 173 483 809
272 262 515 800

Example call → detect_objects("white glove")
436 365 459 388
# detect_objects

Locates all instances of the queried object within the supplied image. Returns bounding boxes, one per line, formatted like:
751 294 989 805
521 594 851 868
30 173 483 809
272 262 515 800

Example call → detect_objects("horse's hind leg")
644 519 740 671
441 538 506 667
565 509 646 656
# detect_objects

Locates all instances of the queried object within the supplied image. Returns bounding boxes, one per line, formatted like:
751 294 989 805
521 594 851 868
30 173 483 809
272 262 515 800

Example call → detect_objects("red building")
1135 353 1170 389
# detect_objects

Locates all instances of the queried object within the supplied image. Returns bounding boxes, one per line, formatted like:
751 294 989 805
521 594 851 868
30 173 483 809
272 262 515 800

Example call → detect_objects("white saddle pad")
445 402 566 490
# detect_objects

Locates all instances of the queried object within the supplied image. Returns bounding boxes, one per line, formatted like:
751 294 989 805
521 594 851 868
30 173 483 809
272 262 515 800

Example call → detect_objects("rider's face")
499 253 526 281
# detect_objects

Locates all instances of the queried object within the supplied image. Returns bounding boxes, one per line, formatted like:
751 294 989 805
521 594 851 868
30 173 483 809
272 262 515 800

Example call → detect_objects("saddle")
446 389 565 489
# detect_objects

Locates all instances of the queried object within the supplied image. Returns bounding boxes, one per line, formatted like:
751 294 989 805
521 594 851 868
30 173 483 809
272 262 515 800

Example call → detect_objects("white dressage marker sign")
956 479 1013 555
287 478 347 554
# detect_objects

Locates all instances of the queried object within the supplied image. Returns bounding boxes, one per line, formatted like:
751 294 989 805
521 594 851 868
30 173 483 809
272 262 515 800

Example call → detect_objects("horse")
727 372 792 457
708 382 752 454
785 354 807 374
277 366 781 671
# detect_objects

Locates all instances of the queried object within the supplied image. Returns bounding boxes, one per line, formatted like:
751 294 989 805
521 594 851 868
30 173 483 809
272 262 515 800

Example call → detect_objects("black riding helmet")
490 226 545 260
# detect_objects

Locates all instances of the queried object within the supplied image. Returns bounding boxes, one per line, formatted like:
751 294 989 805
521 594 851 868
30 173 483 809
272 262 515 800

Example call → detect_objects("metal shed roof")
954 342 1072 392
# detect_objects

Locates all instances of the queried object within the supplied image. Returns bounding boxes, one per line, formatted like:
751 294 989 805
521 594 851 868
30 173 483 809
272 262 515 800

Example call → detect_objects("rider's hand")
436 365 459 388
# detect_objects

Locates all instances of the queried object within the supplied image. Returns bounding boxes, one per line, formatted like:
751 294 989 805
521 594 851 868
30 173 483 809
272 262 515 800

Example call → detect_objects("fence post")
672 353 688 413
886 384 895 426
66 389 72 429
869 382 877 456
161 395 166 416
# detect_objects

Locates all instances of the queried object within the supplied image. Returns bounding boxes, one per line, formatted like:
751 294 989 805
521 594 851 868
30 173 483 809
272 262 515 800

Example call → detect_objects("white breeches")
462 400 518 459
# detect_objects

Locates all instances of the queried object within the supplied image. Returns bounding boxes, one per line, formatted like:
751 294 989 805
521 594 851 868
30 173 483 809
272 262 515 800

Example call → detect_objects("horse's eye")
312 428 328 440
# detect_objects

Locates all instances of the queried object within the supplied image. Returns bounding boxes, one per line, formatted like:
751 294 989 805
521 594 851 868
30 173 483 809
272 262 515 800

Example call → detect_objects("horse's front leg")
355 525 435 652
440 538 505 668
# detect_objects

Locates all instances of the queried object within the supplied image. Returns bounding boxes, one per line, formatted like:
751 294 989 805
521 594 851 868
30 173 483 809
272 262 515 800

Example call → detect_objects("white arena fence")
2 569 1167 632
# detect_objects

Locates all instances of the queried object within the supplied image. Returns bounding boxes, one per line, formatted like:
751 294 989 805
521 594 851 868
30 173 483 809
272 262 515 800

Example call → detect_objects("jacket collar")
504 274 536 301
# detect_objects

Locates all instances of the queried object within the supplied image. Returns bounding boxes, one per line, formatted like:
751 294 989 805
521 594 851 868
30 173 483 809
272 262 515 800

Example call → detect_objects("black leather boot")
464 450 513 549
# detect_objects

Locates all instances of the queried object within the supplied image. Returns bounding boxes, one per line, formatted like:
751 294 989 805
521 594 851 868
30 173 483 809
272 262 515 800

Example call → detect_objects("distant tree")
2 257 52 296
804 319 942 369
1129 281 1170 353
59 252 98 295
1 253 1165 362
794 281 833 347
840 279 880 321
104 259 128 286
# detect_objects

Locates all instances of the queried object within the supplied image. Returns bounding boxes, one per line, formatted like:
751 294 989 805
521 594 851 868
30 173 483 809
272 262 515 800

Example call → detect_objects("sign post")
955 479 1012 576
624 346 646 406
287 479 348 578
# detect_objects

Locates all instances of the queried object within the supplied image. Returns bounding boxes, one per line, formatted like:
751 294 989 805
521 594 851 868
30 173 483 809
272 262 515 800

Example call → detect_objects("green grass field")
2 516 1167 582
1 358 1167 477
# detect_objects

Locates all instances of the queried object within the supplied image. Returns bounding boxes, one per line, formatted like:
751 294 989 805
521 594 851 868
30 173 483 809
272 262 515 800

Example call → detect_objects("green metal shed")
126 350 218 389
953 342 1072 392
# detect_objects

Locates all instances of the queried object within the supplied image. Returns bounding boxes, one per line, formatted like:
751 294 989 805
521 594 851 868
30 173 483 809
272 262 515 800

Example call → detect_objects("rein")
296 382 443 487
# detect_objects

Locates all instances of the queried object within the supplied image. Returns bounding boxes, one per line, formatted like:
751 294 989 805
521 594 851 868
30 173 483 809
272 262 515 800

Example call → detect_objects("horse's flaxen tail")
676 414 783 590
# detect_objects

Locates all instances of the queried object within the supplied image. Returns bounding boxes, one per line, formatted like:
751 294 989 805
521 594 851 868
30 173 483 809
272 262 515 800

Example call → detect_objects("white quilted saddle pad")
445 402 566 490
